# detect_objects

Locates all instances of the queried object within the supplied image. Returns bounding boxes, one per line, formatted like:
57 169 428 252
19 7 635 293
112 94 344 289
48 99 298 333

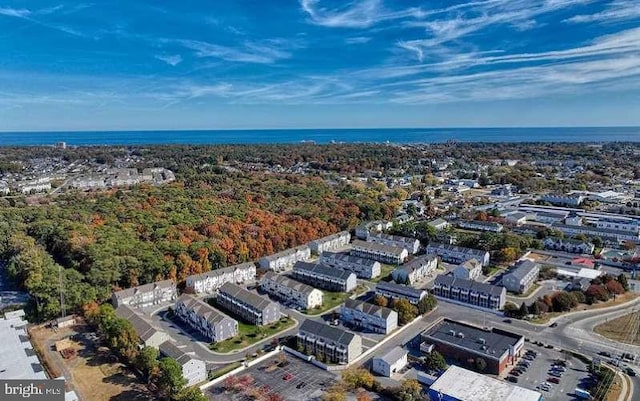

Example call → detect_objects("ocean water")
0 127 639 146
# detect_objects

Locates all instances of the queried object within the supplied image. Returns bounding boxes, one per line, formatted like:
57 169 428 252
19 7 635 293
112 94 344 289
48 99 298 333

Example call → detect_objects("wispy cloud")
345 36 371 44
564 0 640 24
155 54 183 66
176 39 294 64
300 0 424 28
0 7 30 18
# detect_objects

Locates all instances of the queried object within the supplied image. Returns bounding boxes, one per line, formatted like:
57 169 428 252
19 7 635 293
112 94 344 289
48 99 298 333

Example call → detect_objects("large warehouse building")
429 365 542 401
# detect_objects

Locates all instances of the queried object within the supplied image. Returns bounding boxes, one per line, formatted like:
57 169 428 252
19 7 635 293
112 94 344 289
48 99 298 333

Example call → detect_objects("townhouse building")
112 280 177 309
292 261 357 292
458 220 504 233
296 319 362 364
374 281 427 305
309 231 351 255
426 242 490 266
551 222 640 244
355 220 393 240
185 262 256 295
260 272 323 310
502 260 540 294
540 194 584 207
529 210 570 224
319 251 381 279
115 305 170 348
258 245 311 272
596 218 640 234
391 254 438 285
451 259 483 281
217 282 280 326
340 298 398 334
351 240 409 265
543 237 595 254
427 218 450 231
174 294 238 342
367 232 421 254
159 341 207 386
432 275 506 310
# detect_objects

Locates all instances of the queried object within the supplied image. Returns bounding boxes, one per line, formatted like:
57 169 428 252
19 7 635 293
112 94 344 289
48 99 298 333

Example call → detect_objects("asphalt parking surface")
207 353 338 401
505 344 590 401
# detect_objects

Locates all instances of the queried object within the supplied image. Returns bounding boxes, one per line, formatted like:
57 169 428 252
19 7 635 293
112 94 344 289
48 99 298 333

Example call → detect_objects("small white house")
372 346 408 377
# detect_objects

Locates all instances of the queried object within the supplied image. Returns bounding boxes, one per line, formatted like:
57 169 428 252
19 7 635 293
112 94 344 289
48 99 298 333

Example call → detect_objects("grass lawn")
371 264 396 283
594 311 640 346
210 317 295 353
304 284 368 315
210 362 242 379
483 265 502 278
508 283 541 298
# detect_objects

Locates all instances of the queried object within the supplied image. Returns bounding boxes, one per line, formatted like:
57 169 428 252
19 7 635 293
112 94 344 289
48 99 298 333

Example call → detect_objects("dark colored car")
625 367 637 377
599 351 612 358
506 376 519 383
548 377 560 384
503 319 512 323
549 322 558 328
283 373 293 381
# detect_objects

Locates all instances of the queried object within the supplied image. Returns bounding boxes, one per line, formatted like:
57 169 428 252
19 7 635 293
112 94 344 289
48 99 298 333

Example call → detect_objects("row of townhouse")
112 279 177 309
319 251 381 279
355 220 393 240
340 298 398 335
292 261 358 292
115 305 170 348
543 237 595 254
296 319 362 364
551 222 640 244
540 194 584 207
175 294 238 342
366 232 421 254
426 242 490 266
185 262 256 295
502 260 540 294
432 275 506 310
451 259 483 281
595 218 640 234
309 231 351 254
258 245 311 272
260 272 323 310
351 239 409 265
374 281 427 305
391 254 438 285
457 220 504 233
159 341 207 386
217 282 280 326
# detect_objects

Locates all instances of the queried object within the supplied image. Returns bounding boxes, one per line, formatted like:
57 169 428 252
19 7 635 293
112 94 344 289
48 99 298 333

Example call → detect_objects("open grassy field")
304 284 368 315
370 264 396 283
594 311 640 346
210 317 296 353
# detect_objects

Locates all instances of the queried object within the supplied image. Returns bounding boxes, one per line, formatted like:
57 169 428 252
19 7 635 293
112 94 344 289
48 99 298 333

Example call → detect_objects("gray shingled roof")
352 239 407 256
369 232 419 245
293 261 355 281
112 279 175 300
176 294 236 325
427 242 488 258
186 262 255 282
261 272 318 296
115 305 163 342
218 282 276 311
159 341 197 366
552 222 636 237
309 231 350 245
377 346 407 365
375 281 426 298
321 252 379 267
343 298 394 319
299 319 356 346
435 274 505 297
398 254 437 273
260 245 310 262
505 260 539 281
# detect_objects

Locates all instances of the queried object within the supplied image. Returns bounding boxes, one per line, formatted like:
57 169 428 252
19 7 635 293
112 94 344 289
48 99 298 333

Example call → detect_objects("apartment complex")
355 220 393 240
260 272 323 310
185 262 256 295
309 231 351 254
0 310 47 380
296 319 362 364
292 261 358 292
391 254 438 285
551 222 640 243
596 218 640 233
258 245 311 272
458 220 504 233
426 242 490 266
111 279 177 308
367 232 421 254
543 237 595 254
432 275 506 310
174 294 238 342
540 194 584 207
375 281 427 305
217 282 280 326
502 260 540 294
420 319 524 375
452 259 483 281
320 251 381 279
159 341 207 386
351 239 409 265
115 305 170 348
340 298 398 334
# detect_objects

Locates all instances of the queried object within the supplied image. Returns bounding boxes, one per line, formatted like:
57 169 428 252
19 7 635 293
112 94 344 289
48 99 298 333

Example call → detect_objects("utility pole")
59 264 65 318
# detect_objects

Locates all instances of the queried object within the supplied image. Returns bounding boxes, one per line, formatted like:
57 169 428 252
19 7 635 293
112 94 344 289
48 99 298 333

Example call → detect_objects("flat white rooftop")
0 311 47 380
429 365 541 401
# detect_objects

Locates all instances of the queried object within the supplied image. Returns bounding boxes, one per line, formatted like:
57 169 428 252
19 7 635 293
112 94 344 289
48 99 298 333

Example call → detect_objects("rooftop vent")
478 338 486 345
449 330 456 336
457 332 465 339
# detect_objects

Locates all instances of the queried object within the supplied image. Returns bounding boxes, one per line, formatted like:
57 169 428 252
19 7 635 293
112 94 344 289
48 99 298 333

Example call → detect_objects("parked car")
625 367 637 377
549 372 563 378
506 376 518 383
283 373 293 381
548 377 560 384
549 322 558 328
599 351 612 358
503 319 512 323
511 371 521 377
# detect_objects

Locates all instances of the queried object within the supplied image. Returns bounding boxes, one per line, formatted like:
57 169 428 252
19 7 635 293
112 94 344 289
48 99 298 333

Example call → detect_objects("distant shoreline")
1 126 639 146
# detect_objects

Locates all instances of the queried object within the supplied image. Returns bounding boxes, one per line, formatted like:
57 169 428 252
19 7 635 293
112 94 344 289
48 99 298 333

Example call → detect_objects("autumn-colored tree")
356 389 373 401
392 298 419 324
605 280 625 295
342 367 376 390
372 295 389 307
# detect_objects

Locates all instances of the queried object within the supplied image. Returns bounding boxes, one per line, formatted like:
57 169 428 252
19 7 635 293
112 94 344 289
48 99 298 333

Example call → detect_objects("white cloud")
564 0 640 24
0 7 31 18
300 0 423 28
345 36 371 44
155 54 183 66
177 39 292 64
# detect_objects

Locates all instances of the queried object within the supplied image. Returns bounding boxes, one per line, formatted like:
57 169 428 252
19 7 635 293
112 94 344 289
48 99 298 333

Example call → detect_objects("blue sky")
1 0 639 131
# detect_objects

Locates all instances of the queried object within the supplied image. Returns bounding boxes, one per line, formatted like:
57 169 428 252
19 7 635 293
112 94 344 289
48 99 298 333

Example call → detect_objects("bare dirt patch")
594 311 640 346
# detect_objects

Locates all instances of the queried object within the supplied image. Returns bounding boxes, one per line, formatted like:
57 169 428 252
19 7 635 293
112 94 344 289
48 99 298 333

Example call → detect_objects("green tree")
134 346 159 382
373 295 389 307
417 294 437 314
392 298 418 325
175 387 208 401
423 351 447 372
552 291 576 312
503 302 519 317
529 300 541 316
342 367 376 390
518 302 528 318
390 379 425 401
156 357 187 399
617 274 629 292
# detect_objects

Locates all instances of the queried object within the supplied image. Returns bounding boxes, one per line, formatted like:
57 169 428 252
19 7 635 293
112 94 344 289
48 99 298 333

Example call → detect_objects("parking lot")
504 344 590 400
207 353 338 401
